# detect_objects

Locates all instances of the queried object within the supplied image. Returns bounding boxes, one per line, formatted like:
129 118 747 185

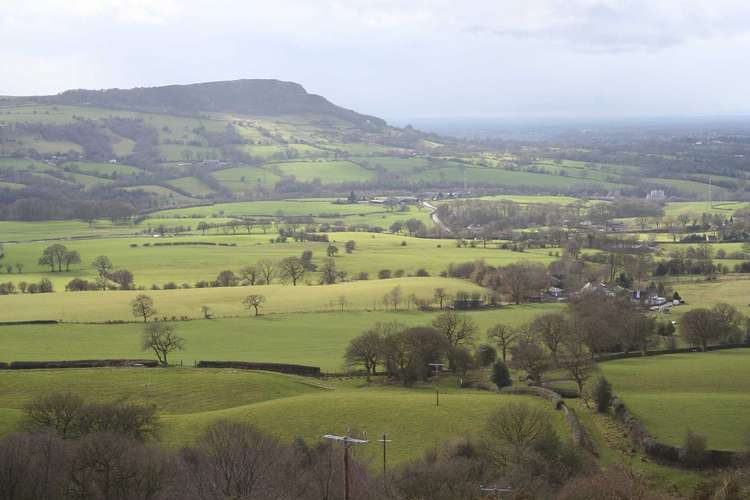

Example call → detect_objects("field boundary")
597 342 750 363
500 385 596 454
0 359 158 369
612 396 743 468
196 360 321 377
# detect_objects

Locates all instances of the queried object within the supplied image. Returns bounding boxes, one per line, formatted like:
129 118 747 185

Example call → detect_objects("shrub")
593 377 613 413
679 430 707 467
400 241 407 246
476 344 497 367
23 392 159 441
394 269 405 278
162 282 178 290
378 269 392 279
65 278 96 292
356 272 369 280
490 360 512 389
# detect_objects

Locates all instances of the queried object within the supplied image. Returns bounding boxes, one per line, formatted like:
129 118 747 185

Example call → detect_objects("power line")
378 433 392 491
429 363 445 407
322 434 369 500
480 485 513 498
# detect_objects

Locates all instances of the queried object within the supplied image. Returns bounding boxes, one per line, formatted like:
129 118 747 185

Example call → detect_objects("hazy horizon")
3 1 750 120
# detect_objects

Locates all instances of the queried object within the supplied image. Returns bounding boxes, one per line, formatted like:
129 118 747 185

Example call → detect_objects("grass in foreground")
0 367 565 466
600 349 750 451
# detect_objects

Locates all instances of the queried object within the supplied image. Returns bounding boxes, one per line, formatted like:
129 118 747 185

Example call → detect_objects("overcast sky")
2 0 750 120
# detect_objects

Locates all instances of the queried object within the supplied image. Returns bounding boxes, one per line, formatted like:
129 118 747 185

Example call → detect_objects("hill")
2 79 750 222
34 79 386 128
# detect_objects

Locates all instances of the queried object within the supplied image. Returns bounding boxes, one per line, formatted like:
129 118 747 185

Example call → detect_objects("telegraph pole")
322 434 369 500
429 363 445 407
378 433 392 490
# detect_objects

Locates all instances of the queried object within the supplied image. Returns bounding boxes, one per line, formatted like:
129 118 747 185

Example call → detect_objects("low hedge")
598 343 750 363
0 320 59 326
197 361 321 377
499 385 563 409
7 359 158 369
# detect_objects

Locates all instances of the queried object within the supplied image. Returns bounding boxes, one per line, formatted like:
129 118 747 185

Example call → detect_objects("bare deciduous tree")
243 294 266 316
141 322 185 366
258 259 277 285
278 257 305 286
487 323 517 362
131 294 156 323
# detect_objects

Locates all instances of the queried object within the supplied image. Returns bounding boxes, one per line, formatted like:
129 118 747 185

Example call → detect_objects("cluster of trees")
388 218 428 236
0 277 53 295
38 244 81 272
446 260 550 305
680 303 750 350
64 255 135 291
344 311 482 384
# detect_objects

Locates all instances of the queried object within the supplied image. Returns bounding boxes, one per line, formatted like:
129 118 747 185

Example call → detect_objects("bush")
23 392 159 441
476 344 497 367
594 377 613 413
378 269 392 279
162 282 177 290
415 268 430 277
490 360 512 389
679 430 707 467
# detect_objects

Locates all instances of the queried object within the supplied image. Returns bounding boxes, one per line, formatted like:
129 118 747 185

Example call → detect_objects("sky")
2 0 750 120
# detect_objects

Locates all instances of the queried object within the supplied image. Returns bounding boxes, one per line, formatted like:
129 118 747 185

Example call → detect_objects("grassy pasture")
663 201 748 217
409 165 620 189
0 367 564 465
212 166 281 191
155 199 380 217
160 385 563 464
0 158 53 172
166 176 215 197
274 160 375 183
0 277 489 322
600 349 750 451
643 178 731 197
1 232 555 288
667 278 750 312
0 307 562 369
0 220 141 242
62 161 142 176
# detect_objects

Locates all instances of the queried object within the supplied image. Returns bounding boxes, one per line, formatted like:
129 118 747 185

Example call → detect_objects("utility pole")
378 433 392 491
480 485 513 498
429 363 444 407
322 434 368 500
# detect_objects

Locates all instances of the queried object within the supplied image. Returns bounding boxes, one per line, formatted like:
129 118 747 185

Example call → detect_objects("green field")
1 232 554 288
0 306 561 369
274 160 374 183
213 165 281 191
0 367 564 465
0 220 140 241
0 277 491 322
600 349 750 451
